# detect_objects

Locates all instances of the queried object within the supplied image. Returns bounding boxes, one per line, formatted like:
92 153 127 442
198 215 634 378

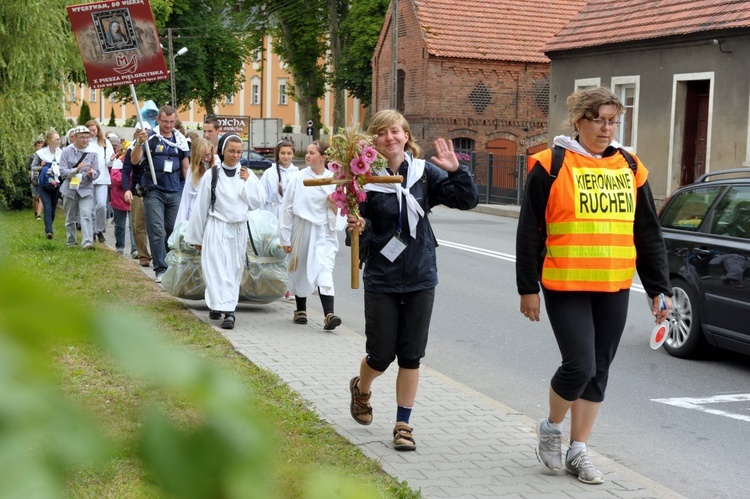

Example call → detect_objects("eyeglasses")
588 118 621 127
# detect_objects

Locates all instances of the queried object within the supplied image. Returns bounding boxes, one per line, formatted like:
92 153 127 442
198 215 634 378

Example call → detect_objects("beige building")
66 36 366 133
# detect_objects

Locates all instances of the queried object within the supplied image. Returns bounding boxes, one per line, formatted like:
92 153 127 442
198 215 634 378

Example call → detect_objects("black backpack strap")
550 146 636 178
209 165 218 213
617 147 638 173
550 146 566 179
72 152 88 170
246 220 258 256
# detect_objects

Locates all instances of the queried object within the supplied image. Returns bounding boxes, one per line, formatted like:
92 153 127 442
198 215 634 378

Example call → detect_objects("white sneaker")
535 419 562 472
154 273 164 283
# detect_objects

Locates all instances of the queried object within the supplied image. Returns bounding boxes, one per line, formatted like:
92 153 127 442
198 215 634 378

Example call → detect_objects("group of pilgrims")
180 136 344 331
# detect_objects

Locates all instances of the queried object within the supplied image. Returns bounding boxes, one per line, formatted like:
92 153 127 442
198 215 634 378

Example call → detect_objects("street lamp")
170 46 188 107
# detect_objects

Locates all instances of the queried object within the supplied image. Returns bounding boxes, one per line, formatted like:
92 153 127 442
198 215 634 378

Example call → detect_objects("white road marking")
437 239 647 294
651 394 750 423
437 239 516 263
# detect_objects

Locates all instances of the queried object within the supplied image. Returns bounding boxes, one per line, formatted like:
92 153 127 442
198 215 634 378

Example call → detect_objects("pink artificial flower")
331 188 348 210
360 146 377 165
350 156 369 175
328 160 342 173
357 189 367 203
358 139 367 148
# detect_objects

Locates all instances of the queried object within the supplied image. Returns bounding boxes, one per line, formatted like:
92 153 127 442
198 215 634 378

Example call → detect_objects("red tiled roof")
411 0 587 63
546 0 750 53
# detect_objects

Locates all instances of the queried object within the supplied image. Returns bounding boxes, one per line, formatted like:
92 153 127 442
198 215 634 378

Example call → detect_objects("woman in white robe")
185 134 265 329
280 141 343 331
260 140 299 219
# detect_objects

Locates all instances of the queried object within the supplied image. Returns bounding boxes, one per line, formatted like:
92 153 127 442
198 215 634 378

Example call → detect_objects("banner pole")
129 83 157 185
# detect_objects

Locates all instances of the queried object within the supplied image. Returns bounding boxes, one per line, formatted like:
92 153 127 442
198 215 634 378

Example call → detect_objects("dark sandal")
349 376 372 425
209 310 221 320
293 310 307 324
220 313 235 330
393 422 416 451
323 313 341 331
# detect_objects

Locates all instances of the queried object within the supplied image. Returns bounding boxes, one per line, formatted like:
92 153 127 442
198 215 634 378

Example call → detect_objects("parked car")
240 150 273 171
659 168 750 358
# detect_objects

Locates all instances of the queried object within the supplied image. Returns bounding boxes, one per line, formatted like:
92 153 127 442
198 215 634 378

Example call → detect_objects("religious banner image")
67 0 168 89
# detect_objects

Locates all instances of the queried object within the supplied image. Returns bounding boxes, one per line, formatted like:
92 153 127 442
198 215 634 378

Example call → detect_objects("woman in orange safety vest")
516 87 672 485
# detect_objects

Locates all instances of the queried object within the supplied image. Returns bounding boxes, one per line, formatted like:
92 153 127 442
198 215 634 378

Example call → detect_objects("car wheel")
663 278 707 359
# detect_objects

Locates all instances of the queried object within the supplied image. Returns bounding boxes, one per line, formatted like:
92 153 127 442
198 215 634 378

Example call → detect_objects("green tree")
109 0 258 115
77 100 92 125
328 0 348 131
335 0 389 113
108 106 117 126
0 0 82 209
241 0 328 137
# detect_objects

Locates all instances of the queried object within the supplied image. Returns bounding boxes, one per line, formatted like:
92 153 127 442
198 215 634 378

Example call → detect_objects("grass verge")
0 209 419 498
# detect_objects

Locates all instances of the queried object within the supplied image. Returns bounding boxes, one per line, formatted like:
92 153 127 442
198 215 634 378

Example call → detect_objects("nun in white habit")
279 141 344 331
185 134 265 329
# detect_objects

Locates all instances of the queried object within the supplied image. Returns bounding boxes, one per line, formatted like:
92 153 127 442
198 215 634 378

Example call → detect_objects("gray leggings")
541 287 630 403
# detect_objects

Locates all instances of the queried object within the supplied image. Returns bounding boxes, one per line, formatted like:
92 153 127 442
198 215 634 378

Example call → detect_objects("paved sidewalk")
105 216 682 499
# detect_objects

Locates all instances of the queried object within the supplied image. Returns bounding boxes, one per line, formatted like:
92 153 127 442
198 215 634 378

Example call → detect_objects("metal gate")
461 151 528 205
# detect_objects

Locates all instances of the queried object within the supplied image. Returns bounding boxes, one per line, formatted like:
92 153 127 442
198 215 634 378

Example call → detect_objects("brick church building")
372 0 586 161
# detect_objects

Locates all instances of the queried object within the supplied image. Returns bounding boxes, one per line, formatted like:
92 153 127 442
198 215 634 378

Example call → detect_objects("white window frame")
225 93 234 105
89 88 97 102
574 77 601 92
67 83 77 102
611 76 640 152
109 92 117 103
667 72 715 193
278 78 288 105
251 77 260 105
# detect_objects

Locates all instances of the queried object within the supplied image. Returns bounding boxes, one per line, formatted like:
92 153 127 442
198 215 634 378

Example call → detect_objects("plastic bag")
239 210 288 304
161 221 205 300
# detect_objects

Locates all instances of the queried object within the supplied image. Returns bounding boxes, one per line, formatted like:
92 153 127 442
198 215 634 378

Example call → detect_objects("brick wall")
372 1 551 158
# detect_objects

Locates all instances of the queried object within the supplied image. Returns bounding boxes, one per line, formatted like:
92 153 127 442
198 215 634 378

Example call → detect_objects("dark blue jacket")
359 160 478 293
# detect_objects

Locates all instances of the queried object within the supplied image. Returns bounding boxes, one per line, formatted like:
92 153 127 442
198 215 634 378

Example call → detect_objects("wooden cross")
303 175 402 288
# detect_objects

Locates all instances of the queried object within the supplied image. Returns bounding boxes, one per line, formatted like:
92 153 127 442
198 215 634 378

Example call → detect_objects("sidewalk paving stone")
109 224 684 499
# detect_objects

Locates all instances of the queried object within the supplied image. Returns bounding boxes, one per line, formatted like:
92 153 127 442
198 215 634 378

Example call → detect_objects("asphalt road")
329 205 750 499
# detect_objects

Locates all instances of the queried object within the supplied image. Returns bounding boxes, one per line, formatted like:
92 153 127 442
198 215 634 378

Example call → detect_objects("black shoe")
221 313 235 329
209 310 222 320
96 232 105 243
323 313 342 331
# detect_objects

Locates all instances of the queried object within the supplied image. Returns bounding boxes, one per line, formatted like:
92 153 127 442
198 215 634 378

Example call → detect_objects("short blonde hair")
367 109 421 158
566 87 624 129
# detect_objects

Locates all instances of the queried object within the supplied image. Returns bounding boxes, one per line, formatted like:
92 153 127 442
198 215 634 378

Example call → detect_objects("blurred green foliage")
0 258 280 498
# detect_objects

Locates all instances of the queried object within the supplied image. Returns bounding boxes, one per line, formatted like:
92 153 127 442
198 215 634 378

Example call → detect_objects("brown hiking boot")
349 376 372 425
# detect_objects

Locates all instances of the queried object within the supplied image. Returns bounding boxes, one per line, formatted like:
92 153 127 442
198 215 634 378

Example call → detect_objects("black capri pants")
541 287 630 403
364 288 435 372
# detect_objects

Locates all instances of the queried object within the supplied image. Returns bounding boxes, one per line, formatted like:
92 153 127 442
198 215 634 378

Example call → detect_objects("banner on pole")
67 0 168 89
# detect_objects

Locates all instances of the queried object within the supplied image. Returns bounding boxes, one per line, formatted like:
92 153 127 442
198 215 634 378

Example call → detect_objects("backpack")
38 164 58 192
549 146 637 179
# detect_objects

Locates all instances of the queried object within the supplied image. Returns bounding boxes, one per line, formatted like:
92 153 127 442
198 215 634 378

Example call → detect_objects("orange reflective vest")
529 148 649 292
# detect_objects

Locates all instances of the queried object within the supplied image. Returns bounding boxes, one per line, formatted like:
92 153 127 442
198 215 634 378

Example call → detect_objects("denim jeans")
143 188 181 274
127 212 137 253
39 187 59 235
113 208 128 250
